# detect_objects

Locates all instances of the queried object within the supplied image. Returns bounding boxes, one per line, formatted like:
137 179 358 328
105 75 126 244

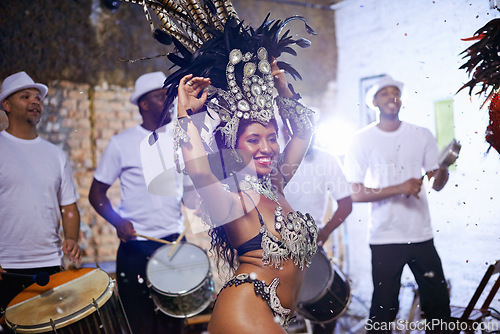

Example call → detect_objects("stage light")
315 117 357 157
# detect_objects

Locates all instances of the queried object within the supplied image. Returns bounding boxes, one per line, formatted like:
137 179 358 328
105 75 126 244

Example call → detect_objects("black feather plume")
457 18 500 102
153 29 173 45
124 0 316 124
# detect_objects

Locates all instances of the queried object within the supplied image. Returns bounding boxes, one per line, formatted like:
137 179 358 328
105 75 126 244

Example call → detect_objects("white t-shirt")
0 131 79 268
94 124 188 239
343 122 440 245
284 148 352 227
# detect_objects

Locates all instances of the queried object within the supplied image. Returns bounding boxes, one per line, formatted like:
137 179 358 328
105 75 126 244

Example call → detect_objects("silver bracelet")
173 116 192 174
275 96 314 136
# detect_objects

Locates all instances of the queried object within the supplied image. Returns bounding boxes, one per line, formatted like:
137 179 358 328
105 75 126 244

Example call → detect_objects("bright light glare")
314 118 357 156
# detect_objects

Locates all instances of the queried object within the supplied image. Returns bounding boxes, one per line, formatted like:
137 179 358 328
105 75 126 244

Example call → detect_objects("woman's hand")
178 74 211 117
271 58 293 98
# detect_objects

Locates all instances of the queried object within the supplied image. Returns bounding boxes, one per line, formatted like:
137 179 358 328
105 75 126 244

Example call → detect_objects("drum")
297 249 351 324
5 268 131 333
438 138 461 167
146 242 214 318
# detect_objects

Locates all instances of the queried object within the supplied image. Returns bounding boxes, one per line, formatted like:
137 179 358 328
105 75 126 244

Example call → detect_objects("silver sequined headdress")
205 47 275 149
124 0 316 149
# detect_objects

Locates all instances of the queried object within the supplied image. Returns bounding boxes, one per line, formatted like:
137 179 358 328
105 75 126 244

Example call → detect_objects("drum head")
6 268 113 332
147 243 210 295
298 250 333 303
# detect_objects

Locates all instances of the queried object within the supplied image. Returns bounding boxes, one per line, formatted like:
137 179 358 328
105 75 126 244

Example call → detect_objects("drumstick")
133 233 173 245
168 230 186 257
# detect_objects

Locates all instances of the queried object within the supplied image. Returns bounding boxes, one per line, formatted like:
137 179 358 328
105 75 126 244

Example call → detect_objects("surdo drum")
297 249 351 324
146 242 214 318
5 268 131 333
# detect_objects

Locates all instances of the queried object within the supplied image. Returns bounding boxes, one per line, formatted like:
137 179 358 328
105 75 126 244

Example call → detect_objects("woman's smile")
236 122 279 175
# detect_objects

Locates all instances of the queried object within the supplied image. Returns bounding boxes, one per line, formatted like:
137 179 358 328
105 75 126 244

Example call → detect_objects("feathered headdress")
458 18 500 154
124 0 316 148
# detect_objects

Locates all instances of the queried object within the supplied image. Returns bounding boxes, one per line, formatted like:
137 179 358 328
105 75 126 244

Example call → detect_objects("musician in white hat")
344 75 451 333
0 72 81 329
88 71 195 333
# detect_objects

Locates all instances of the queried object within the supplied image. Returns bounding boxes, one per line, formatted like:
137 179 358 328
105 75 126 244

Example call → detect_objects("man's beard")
27 114 41 126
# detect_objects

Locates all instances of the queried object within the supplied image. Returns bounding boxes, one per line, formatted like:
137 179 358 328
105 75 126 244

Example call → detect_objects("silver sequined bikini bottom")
220 273 292 329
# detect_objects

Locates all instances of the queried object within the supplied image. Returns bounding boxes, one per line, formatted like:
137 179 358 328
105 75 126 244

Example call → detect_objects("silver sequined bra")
261 207 318 270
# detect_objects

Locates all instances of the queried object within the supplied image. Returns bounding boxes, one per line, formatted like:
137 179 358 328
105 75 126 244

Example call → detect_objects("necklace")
238 174 279 203
238 174 283 231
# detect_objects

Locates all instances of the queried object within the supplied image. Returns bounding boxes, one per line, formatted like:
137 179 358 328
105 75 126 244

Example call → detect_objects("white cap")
365 75 404 110
129 71 167 106
0 72 48 109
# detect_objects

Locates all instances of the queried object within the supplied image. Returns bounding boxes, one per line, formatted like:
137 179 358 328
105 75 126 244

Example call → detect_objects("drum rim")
5 269 114 333
298 250 335 304
150 278 214 318
297 253 353 324
298 283 352 324
146 242 211 296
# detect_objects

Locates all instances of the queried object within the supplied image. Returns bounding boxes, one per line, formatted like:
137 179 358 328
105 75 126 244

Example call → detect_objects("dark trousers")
368 239 450 334
313 320 337 333
116 233 185 334
0 266 61 332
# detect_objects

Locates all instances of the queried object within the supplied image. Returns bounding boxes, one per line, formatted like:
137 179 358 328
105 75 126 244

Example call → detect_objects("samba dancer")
177 65 316 332
124 1 319 331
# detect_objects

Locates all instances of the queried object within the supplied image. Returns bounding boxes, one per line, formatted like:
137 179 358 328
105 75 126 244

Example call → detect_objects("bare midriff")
237 251 305 313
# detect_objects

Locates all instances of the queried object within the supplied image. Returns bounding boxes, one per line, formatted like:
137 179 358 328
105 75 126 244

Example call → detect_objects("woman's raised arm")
271 60 314 188
176 74 237 223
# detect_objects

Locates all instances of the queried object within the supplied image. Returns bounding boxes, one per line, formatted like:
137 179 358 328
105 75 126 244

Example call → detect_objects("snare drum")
297 249 351 324
146 242 214 318
5 268 131 333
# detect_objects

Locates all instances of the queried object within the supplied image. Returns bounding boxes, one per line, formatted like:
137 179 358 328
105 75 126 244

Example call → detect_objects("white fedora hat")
0 72 48 109
365 75 404 110
129 71 167 106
